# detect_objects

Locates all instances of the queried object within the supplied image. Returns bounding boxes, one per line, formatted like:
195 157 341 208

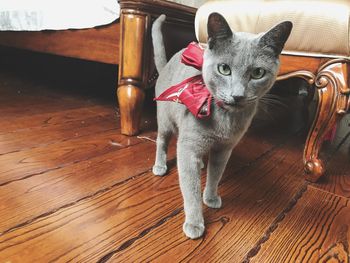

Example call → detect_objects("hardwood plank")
111 137 307 262
0 169 179 262
312 153 350 199
0 105 115 133
0 113 118 154
0 95 98 117
0 129 142 186
0 23 120 65
0 133 306 262
0 139 168 233
0 118 287 236
0 72 112 120
249 187 350 263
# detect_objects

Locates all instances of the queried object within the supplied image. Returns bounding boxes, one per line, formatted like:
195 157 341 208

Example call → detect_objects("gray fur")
152 14 167 72
152 13 292 239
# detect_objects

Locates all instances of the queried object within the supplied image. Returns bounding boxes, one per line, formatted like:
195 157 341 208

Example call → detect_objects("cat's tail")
152 14 167 72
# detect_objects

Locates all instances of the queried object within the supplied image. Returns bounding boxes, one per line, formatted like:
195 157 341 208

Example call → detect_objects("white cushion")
195 0 350 58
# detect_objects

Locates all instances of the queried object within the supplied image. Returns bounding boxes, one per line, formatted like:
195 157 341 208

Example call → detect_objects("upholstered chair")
195 0 350 182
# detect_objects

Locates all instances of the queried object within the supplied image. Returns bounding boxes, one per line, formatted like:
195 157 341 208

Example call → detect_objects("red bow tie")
155 42 216 118
155 42 339 140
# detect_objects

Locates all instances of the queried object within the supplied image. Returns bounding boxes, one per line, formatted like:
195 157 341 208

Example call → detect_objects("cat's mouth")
221 96 258 108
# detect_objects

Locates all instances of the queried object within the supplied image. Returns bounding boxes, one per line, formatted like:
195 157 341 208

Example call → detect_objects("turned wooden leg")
117 10 151 135
304 61 350 182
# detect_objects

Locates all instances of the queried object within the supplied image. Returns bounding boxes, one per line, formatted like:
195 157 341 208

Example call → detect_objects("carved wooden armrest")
278 56 350 182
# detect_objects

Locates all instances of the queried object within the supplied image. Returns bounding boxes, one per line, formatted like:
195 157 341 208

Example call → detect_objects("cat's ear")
258 21 293 55
207 12 232 49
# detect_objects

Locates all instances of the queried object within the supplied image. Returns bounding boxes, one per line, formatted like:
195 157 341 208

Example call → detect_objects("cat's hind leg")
152 128 171 176
204 146 232 209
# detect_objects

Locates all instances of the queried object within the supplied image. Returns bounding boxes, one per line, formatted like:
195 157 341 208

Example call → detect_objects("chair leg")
117 10 151 135
303 61 350 182
117 85 145 135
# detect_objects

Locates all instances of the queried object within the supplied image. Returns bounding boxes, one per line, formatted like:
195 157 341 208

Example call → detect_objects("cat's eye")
218 64 231 76
251 68 265 79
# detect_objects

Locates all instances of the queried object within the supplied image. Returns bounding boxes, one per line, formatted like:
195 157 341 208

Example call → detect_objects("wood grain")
0 67 306 261
279 55 321 76
304 61 350 182
0 123 285 237
0 168 180 262
0 113 118 155
309 128 350 199
0 129 142 186
117 10 149 135
117 0 196 135
0 23 120 65
0 93 98 119
0 139 172 233
313 155 350 199
0 0 197 136
110 137 307 262
250 187 350 263
0 105 114 133
0 0 196 67
0 132 305 262
2 34 349 262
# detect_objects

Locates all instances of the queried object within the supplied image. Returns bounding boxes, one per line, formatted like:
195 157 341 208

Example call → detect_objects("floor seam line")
0 127 119 156
96 208 182 263
308 184 350 200
0 140 145 188
241 182 309 263
0 165 159 237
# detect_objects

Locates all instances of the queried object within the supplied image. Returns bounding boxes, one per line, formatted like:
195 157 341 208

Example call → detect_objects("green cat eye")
251 68 265 79
218 63 231 76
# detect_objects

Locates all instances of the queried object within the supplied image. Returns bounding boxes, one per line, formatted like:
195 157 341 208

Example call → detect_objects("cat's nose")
233 96 244 103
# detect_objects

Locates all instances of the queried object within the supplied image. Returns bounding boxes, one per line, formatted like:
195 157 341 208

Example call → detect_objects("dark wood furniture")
0 0 197 135
277 56 350 182
117 0 196 135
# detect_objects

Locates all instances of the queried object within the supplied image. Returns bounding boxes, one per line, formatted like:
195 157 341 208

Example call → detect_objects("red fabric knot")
155 42 216 118
181 42 204 70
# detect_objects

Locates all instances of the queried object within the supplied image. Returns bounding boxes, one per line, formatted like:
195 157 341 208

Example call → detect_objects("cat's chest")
196 107 255 144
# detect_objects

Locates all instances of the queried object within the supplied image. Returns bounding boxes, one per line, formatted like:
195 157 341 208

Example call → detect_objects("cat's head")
202 12 292 109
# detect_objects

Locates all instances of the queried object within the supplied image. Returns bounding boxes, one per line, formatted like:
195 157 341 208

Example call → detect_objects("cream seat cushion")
195 0 350 58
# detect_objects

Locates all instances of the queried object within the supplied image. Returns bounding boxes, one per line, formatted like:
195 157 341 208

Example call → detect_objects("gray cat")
152 13 292 239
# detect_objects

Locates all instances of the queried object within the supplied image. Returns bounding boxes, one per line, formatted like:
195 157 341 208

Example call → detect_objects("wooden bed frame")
1 0 349 181
0 0 197 134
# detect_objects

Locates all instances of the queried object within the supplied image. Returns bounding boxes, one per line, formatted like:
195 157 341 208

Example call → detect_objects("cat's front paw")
203 195 222 209
152 164 168 176
183 222 205 239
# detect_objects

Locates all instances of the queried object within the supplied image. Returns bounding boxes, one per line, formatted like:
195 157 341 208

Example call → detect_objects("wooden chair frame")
278 57 350 181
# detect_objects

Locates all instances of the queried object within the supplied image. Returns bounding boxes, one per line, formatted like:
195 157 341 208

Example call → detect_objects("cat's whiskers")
245 96 258 101
217 95 258 108
257 103 277 120
238 96 258 105
259 94 288 109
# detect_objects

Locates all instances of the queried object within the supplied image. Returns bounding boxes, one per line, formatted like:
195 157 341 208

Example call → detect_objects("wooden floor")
0 50 349 262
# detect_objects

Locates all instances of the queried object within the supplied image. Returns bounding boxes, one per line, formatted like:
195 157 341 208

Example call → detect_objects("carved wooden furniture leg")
117 0 196 136
117 9 151 135
304 60 350 182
